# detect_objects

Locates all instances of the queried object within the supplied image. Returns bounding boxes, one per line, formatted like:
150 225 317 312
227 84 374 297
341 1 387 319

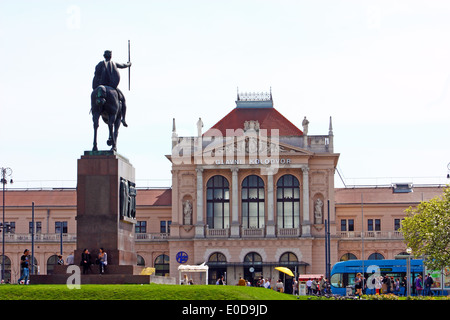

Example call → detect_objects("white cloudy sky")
1 0 449 189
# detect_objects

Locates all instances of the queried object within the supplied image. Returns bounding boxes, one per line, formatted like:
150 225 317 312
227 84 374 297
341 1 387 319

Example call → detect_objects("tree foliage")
400 187 450 270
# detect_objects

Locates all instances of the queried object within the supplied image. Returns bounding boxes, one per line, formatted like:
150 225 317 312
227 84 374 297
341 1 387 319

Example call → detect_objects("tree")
400 187 450 270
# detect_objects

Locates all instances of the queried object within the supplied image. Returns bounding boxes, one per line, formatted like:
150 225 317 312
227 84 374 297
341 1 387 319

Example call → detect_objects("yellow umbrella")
274 266 294 277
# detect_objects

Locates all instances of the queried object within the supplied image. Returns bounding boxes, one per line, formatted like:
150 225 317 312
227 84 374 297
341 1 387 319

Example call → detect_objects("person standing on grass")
18 249 30 284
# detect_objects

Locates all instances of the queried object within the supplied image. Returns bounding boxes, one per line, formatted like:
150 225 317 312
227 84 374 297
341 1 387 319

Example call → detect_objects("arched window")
137 254 145 266
242 175 265 228
0 255 11 282
154 254 170 276
207 252 227 285
208 252 227 264
368 253 385 260
46 255 58 275
206 175 230 229
340 253 357 261
276 174 300 228
243 252 263 286
244 252 262 265
279 252 298 264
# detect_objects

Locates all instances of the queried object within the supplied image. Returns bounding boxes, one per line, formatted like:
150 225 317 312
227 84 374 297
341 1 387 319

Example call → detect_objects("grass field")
1 284 448 301
0 284 300 300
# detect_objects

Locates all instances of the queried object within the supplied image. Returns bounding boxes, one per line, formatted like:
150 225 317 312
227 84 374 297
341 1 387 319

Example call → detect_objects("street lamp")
1 167 13 283
406 247 412 297
447 163 450 179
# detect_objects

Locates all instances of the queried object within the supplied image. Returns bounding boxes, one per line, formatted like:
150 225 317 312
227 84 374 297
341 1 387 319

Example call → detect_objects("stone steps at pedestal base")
29 274 152 285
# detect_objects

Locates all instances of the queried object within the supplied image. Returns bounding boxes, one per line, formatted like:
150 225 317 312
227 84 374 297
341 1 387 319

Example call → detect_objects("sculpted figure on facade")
302 116 309 135
183 199 193 225
314 198 323 224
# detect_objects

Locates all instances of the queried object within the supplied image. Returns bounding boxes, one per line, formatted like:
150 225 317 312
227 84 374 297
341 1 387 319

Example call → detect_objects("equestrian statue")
91 47 131 152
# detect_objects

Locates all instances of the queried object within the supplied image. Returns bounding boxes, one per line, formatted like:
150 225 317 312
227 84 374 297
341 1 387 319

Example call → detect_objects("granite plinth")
75 151 136 267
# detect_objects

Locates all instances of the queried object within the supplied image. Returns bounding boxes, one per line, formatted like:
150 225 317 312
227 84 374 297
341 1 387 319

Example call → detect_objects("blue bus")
330 259 424 296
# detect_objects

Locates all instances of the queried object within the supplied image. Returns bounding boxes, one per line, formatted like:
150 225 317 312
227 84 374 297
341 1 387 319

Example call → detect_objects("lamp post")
1 167 13 283
447 163 450 179
406 247 412 297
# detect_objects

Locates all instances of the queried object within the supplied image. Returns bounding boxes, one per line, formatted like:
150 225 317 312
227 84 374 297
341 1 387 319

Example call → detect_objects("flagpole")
128 40 131 91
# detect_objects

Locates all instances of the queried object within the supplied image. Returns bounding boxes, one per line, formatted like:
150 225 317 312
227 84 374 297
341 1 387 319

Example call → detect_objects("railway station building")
0 92 444 287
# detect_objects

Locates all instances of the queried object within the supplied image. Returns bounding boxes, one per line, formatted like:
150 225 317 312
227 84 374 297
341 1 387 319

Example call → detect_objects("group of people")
53 248 108 275
354 273 435 296
236 276 331 295
80 248 108 274
305 276 331 295
181 274 194 285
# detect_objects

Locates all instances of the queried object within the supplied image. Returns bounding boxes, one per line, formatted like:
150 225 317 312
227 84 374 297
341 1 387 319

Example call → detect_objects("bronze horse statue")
91 85 122 152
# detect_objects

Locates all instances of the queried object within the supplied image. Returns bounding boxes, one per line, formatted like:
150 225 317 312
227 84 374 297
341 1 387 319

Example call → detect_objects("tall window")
368 219 381 231
29 221 42 234
206 175 230 229
241 175 265 228
154 254 170 276
160 221 171 234
276 175 300 228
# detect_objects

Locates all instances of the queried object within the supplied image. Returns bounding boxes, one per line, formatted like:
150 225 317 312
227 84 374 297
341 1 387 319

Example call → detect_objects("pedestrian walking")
424 273 433 296
306 278 312 295
375 276 382 295
354 273 363 297
311 278 318 295
292 278 298 295
18 249 30 284
415 274 423 296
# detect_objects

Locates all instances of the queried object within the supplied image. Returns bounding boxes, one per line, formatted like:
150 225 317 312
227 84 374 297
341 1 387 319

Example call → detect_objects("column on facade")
301 166 311 237
195 168 205 238
266 170 275 237
230 167 240 237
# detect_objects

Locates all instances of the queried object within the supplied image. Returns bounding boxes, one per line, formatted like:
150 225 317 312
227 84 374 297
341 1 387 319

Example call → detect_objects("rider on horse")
92 50 131 127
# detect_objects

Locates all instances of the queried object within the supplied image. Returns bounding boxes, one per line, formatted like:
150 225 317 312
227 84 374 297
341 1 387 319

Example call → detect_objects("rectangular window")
160 220 171 234
29 221 42 234
394 219 401 231
3 222 15 233
341 219 354 232
55 221 68 234
135 221 147 233
348 219 354 231
367 219 381 231
375 219 381 231
341 219 347 231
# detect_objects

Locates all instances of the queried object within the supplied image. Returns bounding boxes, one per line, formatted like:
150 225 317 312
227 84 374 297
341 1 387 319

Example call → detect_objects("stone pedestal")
75 151 137 266
30 151 178 284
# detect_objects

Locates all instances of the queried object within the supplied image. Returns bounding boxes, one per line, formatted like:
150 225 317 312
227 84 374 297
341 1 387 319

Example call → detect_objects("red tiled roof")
335 186 444 204
203 107 303 137
1 189 77 207
137 188 172 206
0 188 172 207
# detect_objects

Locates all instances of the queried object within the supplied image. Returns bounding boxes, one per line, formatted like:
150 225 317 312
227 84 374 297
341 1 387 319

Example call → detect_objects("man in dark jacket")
92 50 131 127
424 273 434 296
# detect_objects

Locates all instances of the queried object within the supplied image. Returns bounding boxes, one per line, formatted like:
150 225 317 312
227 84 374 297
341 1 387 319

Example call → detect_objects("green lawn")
1 284 448 301
0 284 300 300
